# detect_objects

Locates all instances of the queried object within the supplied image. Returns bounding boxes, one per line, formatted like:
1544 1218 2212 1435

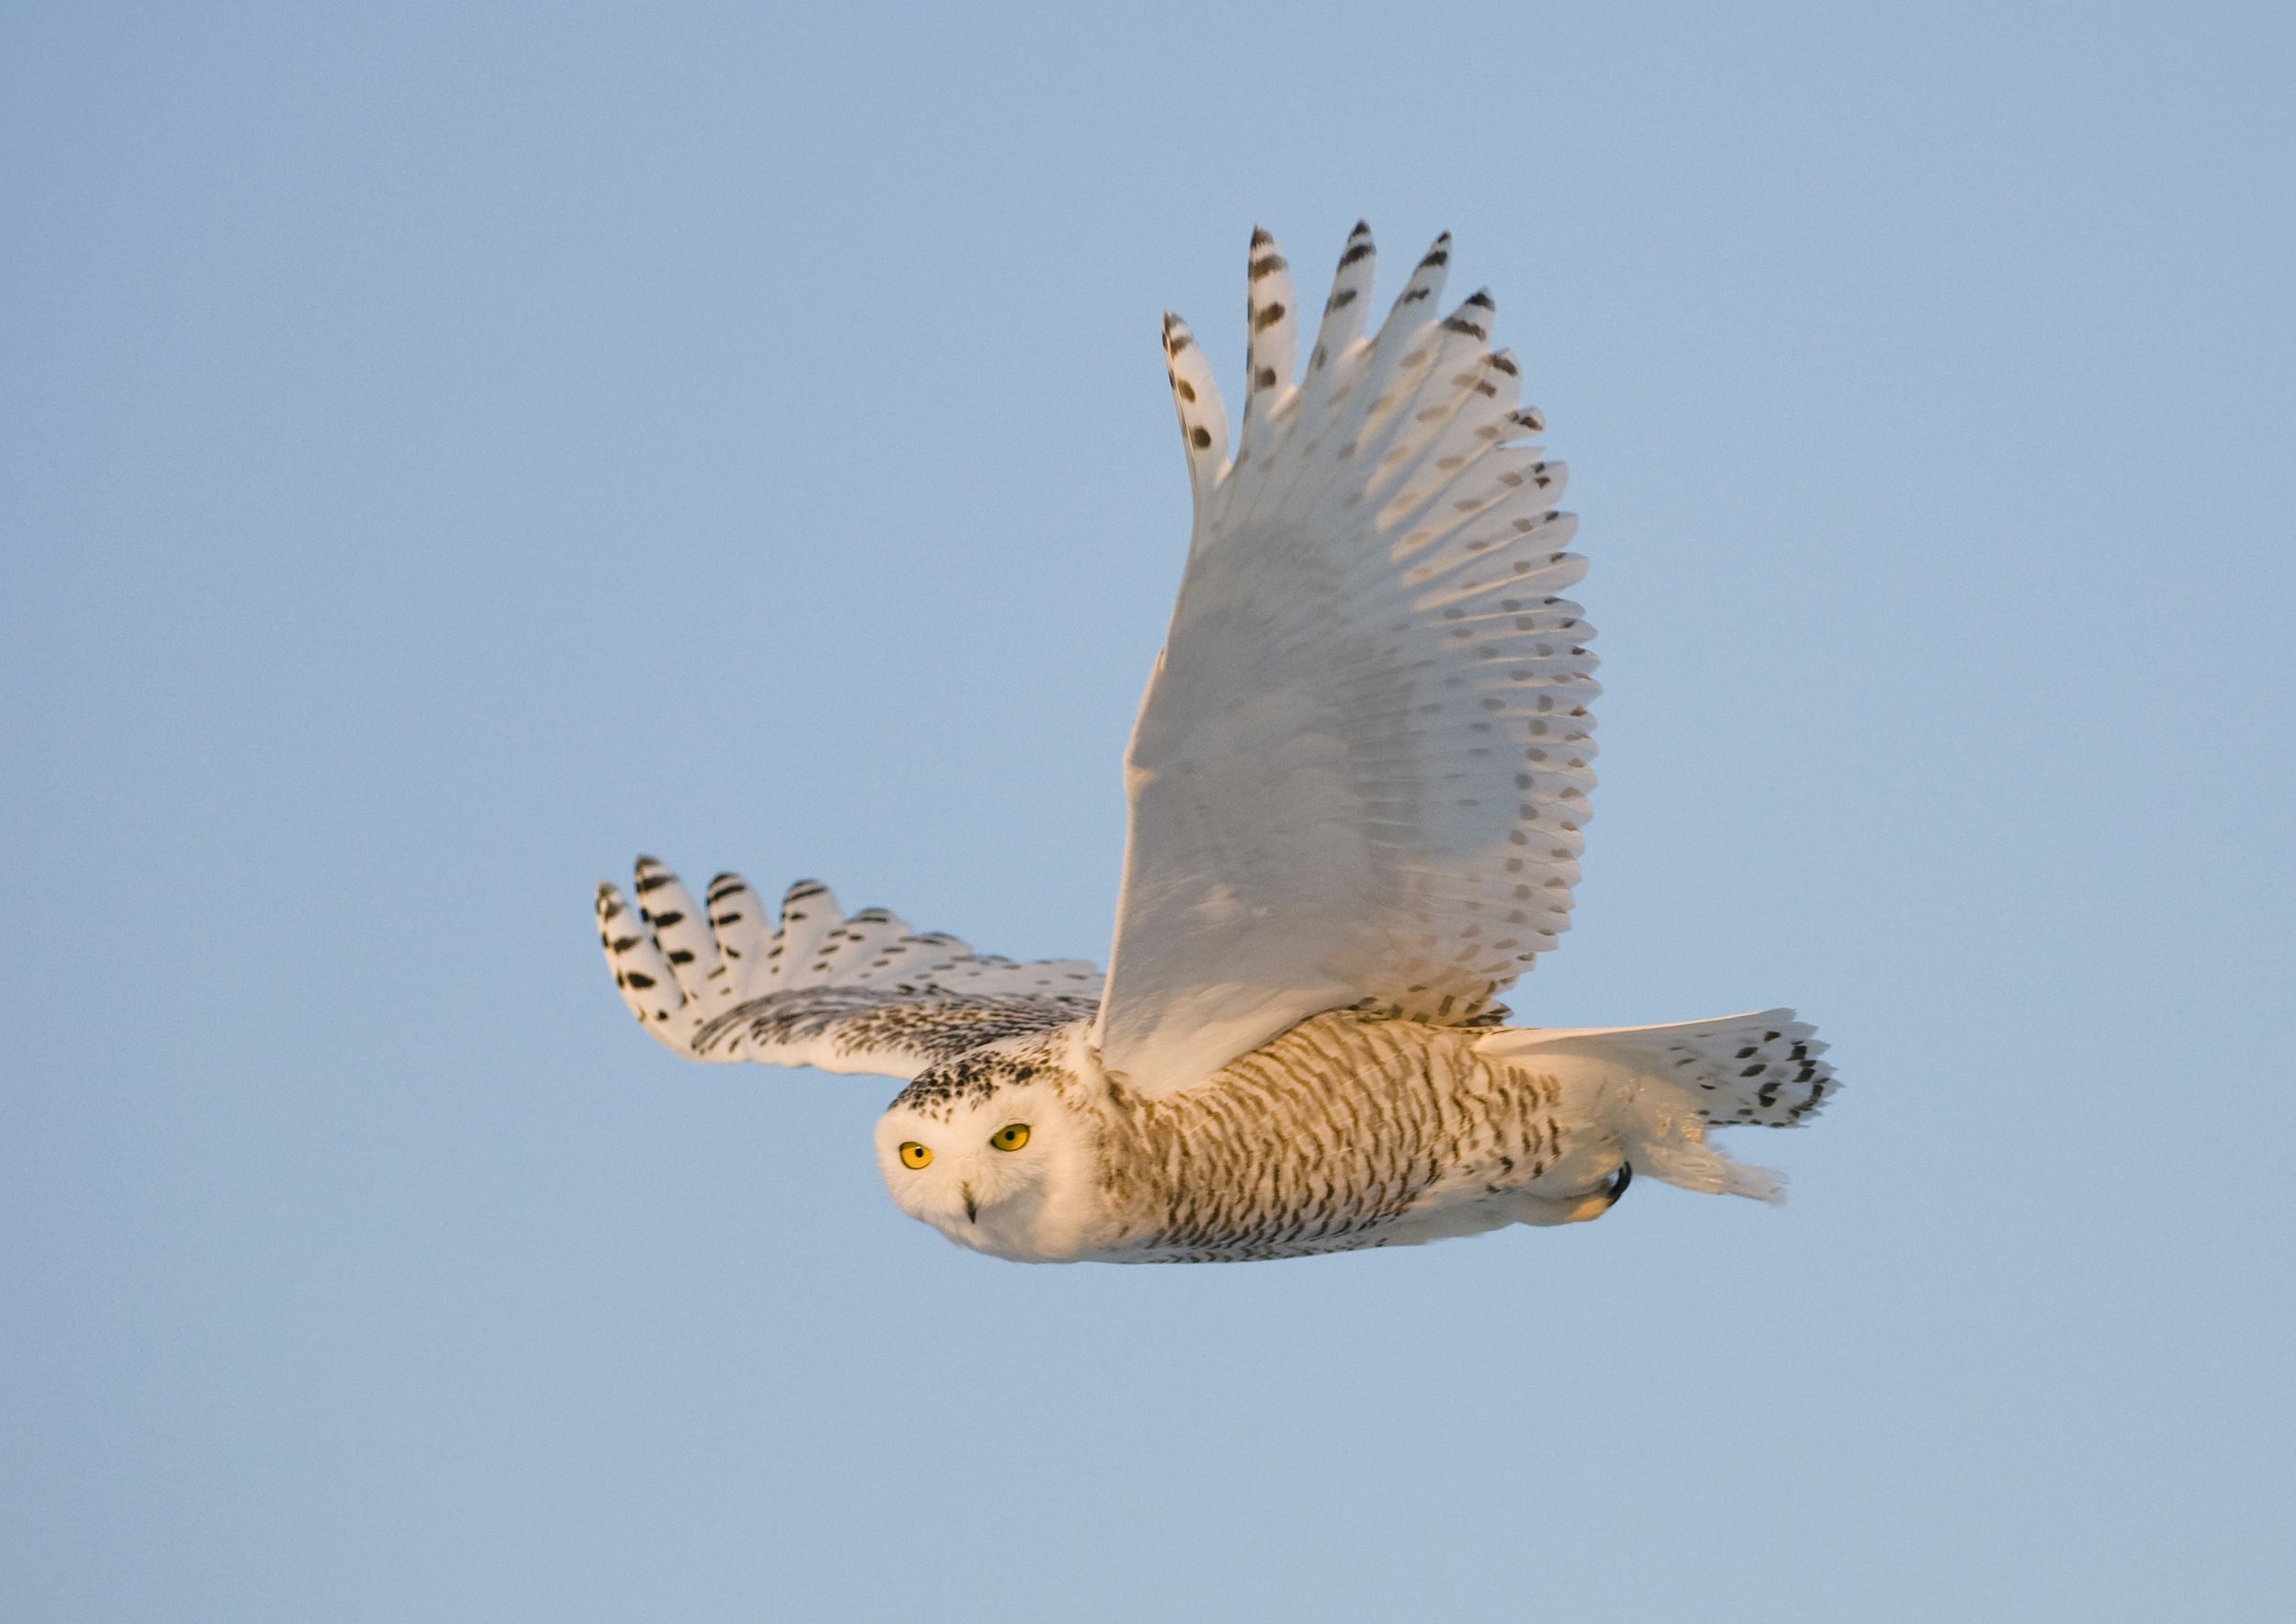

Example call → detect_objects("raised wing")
1095 225 1596 1095
598 858 1101 1081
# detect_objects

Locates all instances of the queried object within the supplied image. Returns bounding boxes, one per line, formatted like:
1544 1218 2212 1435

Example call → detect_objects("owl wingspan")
598 859 1101 1081
1097 224 1593 1097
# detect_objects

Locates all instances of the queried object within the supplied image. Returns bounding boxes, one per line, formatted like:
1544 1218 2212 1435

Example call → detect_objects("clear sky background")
6 3 2292 1619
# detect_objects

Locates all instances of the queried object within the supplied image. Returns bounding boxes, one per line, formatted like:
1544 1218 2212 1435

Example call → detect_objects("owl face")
873 1077 1095 1260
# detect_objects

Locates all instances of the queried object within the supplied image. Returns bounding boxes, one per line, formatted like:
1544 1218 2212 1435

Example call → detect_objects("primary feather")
597 871 1098 1079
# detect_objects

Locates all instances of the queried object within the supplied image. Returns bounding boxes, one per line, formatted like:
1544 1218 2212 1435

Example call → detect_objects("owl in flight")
597 223 1834 1263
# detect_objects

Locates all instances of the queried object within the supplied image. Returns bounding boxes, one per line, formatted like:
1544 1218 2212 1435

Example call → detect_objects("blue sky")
6 3 2291 1618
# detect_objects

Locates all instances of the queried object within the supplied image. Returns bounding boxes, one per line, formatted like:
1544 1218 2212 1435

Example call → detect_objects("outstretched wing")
598 858 1102 1081
1096 224 1595 1096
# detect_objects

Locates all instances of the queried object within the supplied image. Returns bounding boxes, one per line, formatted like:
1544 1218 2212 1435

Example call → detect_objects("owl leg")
1513 1162 1631 1226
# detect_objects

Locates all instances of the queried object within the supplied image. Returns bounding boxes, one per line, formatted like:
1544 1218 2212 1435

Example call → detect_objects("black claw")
1604 1161 1634 1208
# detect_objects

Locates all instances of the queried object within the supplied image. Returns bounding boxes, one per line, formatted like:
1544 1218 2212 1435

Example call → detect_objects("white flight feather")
598 866 1101 1081
1094 225 1596 1096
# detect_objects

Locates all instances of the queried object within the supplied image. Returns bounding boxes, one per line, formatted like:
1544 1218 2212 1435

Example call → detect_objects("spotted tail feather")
1482 1009 1837 1128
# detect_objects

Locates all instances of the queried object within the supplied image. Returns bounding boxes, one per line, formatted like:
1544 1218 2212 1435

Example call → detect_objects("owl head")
873 1038 1103 1261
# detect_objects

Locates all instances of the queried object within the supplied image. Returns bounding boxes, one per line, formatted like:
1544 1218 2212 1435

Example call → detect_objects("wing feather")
1236 226 1298 467
598 861 1101 1082
1095 225 1597 1096
1162 314 1230 505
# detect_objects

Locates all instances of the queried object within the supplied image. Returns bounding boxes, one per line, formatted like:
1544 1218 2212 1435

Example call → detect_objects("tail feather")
1484 1008 1836 1128
1480 1009 1838 1207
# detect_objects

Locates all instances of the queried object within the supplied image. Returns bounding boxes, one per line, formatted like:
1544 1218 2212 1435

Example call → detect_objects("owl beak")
962 1184 979 1224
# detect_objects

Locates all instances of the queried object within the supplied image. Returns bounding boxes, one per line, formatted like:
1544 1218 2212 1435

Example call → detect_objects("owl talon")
1513 1161 1633 1227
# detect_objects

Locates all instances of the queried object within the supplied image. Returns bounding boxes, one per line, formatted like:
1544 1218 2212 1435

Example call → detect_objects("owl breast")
1082 1010 1621 1262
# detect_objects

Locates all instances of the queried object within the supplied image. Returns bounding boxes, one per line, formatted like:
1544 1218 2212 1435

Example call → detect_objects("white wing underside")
1094 226 1597 1096
599 861 1101 1082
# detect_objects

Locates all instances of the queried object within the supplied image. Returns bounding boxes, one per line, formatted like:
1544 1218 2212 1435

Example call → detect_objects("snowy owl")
595 222 1834 1264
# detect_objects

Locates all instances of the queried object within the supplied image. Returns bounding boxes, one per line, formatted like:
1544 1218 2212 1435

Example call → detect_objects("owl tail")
1477 1009 1837 1205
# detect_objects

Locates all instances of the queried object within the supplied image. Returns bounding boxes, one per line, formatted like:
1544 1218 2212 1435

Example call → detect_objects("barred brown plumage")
863 1009 1740 1263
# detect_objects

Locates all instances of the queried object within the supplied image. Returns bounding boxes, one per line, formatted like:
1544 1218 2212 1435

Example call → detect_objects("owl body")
596 221 1837 1262
876 1012 1667 1264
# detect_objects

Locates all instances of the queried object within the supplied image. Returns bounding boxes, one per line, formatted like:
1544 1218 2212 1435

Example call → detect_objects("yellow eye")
989 1123 1030 1153
898 1142 933 1169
